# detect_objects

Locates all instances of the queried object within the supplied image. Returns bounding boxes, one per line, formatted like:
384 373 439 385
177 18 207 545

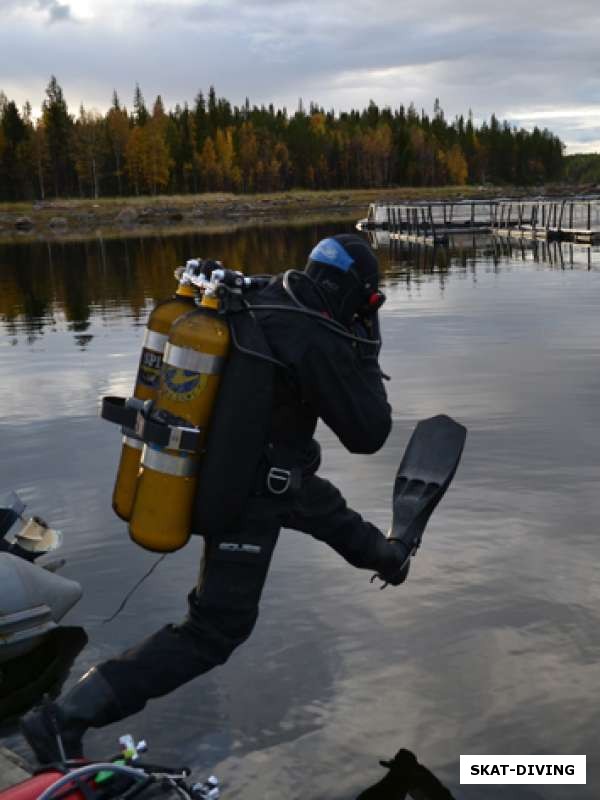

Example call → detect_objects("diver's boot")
372 535 412 587
20 667 123 764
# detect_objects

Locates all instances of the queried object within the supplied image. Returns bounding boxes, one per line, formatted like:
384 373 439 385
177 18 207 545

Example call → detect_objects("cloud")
0 0 599 152
38 0 73 22
37 0 73 22
0 0 74 21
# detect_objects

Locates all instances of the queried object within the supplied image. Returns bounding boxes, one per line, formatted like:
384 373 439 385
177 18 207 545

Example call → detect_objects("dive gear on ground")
4 731 220 800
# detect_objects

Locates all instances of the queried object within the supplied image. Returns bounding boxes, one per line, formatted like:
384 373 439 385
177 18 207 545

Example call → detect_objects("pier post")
429 205 436 241
569 201 574 231
588 201 591 232
558 200 566 233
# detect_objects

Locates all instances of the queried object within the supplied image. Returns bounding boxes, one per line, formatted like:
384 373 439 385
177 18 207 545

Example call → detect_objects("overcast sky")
1 0 599 154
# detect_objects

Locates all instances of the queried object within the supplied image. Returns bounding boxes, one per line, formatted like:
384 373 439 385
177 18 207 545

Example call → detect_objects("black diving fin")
374 414 467 587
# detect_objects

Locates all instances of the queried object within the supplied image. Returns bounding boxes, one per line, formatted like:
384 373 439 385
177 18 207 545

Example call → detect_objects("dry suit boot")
376 414 467 586
20 666 123 764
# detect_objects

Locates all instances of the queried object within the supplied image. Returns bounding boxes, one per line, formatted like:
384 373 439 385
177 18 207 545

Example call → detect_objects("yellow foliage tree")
143 119 172 193
237 121 258 191
310 112 327 136
125 120 171 194
125 127 144 195
361 123 393 186
106 105 130 195
215 127 235 189
446 143 468 185
197 136 222 191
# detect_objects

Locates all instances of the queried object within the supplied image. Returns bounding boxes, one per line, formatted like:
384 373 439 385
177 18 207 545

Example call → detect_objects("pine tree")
133 83 149 126
73 106 104 197
106 95 130 195
42 75 75 196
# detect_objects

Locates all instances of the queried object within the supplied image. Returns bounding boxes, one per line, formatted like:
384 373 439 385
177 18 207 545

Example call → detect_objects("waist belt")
101 396 202 453
261 441 321 496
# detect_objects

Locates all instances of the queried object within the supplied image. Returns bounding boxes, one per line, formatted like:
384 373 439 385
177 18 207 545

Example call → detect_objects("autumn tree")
446 144 468 184
237 121 258 191
0 82 566 199
197 136 221 191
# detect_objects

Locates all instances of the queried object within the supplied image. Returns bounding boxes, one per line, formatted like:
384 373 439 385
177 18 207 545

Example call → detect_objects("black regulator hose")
282 269 337 319
243 302 381 346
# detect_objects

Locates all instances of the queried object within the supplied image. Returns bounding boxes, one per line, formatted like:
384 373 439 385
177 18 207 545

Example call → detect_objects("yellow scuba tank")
128 291 230 552
111 269 199 521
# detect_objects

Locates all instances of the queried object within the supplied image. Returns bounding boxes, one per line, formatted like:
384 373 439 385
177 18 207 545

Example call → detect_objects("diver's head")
304 234 382 325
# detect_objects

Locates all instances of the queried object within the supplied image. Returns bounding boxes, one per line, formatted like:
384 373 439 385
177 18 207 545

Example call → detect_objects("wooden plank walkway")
358 198 600 244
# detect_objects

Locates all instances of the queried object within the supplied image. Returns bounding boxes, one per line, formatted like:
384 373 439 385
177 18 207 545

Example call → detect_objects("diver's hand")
351 313 381 357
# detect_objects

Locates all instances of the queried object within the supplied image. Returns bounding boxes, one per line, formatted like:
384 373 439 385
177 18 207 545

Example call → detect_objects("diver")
22 234 466 763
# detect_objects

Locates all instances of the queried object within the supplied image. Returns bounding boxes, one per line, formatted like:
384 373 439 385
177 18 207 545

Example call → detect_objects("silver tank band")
163 343 225 374
122 435 144 451
143 329 169 353
141 446 198 477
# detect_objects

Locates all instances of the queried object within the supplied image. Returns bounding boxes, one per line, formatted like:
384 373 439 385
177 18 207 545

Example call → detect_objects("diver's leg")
99 510 281 707
22 499 281 763
287 475 410 578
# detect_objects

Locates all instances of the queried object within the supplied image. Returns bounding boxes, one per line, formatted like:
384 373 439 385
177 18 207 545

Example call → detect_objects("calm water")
1 224 599 799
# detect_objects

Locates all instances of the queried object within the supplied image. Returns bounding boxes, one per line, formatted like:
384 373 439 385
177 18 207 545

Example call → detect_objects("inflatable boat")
0 491 82 664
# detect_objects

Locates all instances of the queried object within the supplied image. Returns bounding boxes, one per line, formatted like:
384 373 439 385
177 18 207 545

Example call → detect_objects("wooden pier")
358 198 600 245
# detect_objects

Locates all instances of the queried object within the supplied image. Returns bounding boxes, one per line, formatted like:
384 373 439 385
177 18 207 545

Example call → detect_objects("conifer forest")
0 77 565 202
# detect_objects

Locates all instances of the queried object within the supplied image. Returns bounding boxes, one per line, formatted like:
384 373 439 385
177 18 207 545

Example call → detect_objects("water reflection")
5 226 598 349
0 223 356 346
379 233 600 275
1 221 599 798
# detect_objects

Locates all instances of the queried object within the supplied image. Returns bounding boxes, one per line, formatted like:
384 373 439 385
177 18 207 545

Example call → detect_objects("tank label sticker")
161 367 209 402
137 348 163 389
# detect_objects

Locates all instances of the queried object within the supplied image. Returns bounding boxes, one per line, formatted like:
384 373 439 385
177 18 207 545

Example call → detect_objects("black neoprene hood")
304 233 380 324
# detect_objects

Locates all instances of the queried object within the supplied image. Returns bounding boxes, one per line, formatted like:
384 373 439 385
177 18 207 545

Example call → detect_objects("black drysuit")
99 278 394 718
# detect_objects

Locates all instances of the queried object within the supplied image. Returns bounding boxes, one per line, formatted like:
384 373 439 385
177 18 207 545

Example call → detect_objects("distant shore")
0 185 595 243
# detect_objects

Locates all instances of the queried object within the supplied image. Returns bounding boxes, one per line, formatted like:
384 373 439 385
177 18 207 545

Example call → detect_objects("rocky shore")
0 185 588 242
0 186 533 242
0 191 371 241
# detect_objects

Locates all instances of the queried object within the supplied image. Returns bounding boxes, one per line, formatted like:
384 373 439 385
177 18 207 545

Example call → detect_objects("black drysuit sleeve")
297 334 392 455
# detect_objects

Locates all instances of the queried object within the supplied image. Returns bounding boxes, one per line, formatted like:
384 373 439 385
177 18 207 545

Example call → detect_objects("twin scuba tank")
104 261 231 552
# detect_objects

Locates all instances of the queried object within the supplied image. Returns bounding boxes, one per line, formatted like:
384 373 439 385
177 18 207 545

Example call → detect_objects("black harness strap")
100 397 202 454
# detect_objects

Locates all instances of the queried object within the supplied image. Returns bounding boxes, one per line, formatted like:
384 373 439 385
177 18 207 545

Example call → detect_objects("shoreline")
0 185 595 244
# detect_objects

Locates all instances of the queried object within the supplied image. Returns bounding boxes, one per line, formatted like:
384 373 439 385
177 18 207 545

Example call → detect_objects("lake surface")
1 223 599 799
